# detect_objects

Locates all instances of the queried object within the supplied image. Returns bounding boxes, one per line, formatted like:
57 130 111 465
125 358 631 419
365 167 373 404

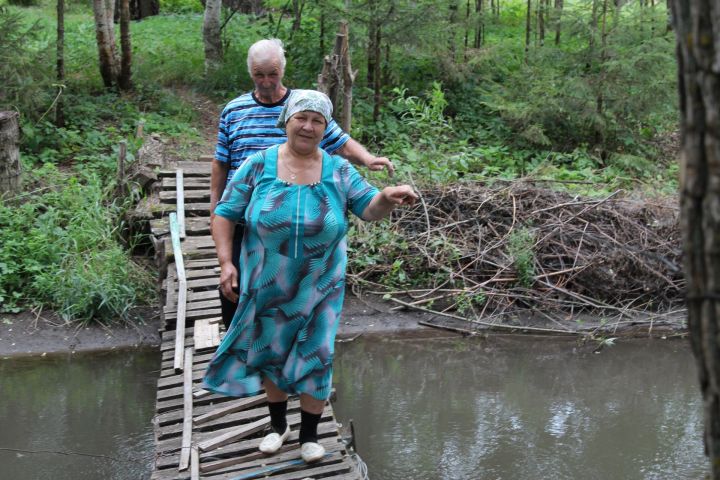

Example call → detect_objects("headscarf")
276 89 333 128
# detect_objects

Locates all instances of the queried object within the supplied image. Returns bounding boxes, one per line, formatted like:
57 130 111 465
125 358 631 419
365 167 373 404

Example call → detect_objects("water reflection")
0 350 159 480
333 336 706 480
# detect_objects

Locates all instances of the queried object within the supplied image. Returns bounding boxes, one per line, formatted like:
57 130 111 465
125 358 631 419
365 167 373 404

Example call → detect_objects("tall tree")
56 0 65 127
524 0 531 63
203 0 223 74
537 0 545 46
671 0 720 477
474 0 484 48
119 0 132 90
553 0 562 45
92 0 119 88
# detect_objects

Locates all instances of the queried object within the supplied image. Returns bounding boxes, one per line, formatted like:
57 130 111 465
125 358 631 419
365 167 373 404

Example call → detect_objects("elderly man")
212 38 394 329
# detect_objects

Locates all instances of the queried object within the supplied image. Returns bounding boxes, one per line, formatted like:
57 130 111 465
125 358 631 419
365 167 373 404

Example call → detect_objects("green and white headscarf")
276 89 333 128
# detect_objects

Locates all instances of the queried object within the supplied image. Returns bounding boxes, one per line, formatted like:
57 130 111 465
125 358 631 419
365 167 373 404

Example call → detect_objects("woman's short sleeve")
337 157 380 218
214 152 265 222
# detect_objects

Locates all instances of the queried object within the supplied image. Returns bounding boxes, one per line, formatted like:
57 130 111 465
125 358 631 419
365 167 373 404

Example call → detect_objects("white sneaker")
300 441 325 463
258 425 290 454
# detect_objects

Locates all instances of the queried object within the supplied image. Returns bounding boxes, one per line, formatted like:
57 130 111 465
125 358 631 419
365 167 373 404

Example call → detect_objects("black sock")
299 409 322 444
267 400 288 434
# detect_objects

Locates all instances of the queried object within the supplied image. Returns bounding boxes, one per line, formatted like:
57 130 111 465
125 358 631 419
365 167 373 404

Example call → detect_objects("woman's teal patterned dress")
202 145 379 400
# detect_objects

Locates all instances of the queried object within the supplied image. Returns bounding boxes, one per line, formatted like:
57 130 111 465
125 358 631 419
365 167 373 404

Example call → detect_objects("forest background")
0 0 678 324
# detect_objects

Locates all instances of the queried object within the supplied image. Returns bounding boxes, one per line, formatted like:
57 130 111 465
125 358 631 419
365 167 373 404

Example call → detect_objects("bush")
0 165 153 324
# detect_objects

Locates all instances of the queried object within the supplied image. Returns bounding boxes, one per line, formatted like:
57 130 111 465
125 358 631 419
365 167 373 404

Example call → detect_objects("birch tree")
203 0 223 74
92 0 119 88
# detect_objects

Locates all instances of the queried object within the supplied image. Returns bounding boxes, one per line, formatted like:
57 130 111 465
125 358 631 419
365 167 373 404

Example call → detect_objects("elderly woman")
202 90 417 463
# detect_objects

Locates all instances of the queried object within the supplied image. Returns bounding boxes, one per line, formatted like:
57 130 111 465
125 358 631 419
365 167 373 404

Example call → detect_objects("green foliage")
160 0 203 14
507 227 536 287
0 165 153 323
0 8 53 117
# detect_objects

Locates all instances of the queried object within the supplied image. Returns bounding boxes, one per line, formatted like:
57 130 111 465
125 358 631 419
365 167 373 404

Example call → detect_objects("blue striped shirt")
215 89 350 185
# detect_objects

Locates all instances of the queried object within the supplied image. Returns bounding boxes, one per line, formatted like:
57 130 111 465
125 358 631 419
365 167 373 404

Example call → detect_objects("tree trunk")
372 23 381 121
524 0 531 63
119 0 132 91
56 0 65 127
319 9 325 63
340 21 355 133
0 112 21 196
554 0 562 45
203 0 223 74
670 0 720 476
595 0 608 145
291 0 304 32
92 0 119 88
474 0 483 48
449 1 458 61
464 0 470 58
538 0 545 46
367 0 377 87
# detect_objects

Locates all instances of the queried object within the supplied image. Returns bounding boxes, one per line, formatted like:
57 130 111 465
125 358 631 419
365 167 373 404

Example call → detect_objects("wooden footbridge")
147 158 364 480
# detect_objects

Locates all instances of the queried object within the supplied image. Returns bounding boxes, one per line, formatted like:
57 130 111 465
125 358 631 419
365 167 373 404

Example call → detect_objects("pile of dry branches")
349 180 684 331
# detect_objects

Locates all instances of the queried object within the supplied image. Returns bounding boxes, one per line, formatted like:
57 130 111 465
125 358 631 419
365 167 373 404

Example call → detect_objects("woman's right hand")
219 261 239 303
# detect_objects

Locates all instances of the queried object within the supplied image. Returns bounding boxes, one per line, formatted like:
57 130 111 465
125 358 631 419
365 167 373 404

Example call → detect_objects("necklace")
284 162 301 180
281 151 320 181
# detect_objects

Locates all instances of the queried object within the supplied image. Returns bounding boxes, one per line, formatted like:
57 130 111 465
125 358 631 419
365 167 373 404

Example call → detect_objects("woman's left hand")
381 185 419 206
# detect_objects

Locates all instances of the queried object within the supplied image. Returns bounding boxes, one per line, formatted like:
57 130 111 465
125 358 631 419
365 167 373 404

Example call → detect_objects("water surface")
333 336 706 480
0 350 159 480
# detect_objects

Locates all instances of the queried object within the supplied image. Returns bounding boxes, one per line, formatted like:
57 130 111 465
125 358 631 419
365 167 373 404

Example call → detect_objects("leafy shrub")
507 227 536 287
0 165 153 323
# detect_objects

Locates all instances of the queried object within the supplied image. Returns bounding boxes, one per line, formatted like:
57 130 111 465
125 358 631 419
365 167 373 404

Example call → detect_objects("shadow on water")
0 349 159 480
333 335 707 480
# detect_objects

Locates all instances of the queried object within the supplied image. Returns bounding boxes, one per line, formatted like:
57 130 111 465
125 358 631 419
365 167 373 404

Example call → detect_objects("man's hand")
365 156 395 176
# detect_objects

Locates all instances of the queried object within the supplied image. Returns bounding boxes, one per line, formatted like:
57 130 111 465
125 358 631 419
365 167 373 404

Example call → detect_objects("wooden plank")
188 289 222 302
162 236 217 263
158 166 212 176
151 217 210 238
197 416 270 452
162 177 211 189
179 347 193 471
202 452 349 480
186 258 219 269
199 436 342 474
177 169 186 239
190 446 199 480
194 319 220 350
165 299 220 314
150 202 211 218
161 190 211 202
193 394 267 426
165 308 221 323
154 420 339 471
170 212 187 373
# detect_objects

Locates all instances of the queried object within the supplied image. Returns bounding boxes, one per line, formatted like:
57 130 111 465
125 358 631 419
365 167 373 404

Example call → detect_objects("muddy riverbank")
0 294 443 358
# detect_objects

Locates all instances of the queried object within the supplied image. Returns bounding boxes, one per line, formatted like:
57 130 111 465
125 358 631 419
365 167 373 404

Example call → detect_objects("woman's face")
285 110 327 154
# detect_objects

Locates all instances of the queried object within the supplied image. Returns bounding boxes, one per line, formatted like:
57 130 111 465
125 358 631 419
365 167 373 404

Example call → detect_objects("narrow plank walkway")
150 159 362 480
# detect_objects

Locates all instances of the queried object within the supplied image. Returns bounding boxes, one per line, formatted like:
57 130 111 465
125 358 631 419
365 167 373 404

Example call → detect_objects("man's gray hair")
247 38 286 75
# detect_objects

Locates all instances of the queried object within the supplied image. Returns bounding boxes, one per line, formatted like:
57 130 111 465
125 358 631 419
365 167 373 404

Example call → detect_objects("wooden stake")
179 347 193 471
176 169 186 239
170 212 187 373
117 140 127 196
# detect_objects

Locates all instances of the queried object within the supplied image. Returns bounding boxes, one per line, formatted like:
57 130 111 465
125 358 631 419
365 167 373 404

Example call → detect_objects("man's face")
250 57 284 98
